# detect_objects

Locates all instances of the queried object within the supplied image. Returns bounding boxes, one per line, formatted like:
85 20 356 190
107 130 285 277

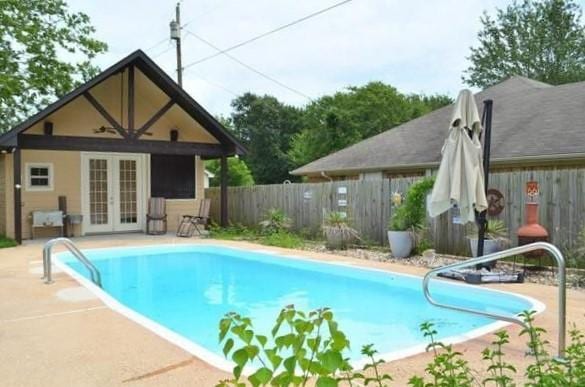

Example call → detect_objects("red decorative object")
526 181 539 203
517 202 548 257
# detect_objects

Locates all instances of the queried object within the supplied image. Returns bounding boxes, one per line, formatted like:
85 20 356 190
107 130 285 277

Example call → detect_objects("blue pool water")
60 245 536 363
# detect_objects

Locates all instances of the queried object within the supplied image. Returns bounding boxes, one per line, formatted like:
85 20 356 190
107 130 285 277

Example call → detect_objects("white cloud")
70 0 518 115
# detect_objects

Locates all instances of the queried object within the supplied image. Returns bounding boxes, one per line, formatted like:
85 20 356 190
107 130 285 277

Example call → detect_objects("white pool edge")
53 242 546 374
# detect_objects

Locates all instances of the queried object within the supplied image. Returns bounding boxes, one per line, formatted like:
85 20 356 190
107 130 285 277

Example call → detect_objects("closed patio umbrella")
429 89 488 224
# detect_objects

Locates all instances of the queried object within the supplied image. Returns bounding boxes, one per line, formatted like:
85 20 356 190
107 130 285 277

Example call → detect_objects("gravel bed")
303 243 585 291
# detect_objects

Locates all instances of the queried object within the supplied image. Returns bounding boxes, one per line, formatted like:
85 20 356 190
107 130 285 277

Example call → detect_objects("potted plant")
322 212 359 250
467 219 509 257
388 177 435 258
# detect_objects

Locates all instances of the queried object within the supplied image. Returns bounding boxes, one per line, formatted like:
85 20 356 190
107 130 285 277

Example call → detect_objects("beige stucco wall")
25 68 219 144
4 150 205 240
0 155 6 235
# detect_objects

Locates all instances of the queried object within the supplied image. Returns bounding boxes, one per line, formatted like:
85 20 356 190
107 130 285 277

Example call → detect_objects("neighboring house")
204 169 215 188
0 50 245 243
291 76 585 181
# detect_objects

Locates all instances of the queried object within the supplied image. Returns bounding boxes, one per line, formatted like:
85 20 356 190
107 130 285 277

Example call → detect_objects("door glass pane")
119 159 137 224
89 159 108 225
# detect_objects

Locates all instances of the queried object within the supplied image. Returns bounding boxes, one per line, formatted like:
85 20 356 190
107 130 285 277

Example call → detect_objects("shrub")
467 219 509 242
259 209 293 236
322 211 359 250
389 177 435 232
208 222 256 241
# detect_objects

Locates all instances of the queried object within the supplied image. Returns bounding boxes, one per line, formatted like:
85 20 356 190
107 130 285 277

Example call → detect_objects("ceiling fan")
90 70 153 136
93 126 153 136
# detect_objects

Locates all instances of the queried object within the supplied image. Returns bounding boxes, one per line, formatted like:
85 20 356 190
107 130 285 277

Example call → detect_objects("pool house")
0 50 245 243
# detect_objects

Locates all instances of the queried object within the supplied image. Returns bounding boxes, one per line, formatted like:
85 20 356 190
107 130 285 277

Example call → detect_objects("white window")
25 163 54 191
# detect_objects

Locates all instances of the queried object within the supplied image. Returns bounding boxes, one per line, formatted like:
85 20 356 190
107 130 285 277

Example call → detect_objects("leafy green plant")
409 322 474 387
482 330 516 386
467 219 509 241
217 306 354 387
322 212 359 250
216 307 585 387
389 177 434 232
259 209 293 236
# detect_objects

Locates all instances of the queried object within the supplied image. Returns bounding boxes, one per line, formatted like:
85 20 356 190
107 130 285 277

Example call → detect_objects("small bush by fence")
206 167 585 255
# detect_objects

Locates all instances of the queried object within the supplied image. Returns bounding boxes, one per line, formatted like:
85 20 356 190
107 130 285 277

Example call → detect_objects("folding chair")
176 198 211 237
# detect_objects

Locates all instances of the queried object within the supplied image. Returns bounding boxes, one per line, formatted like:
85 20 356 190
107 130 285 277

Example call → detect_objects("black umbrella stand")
477 99 493 258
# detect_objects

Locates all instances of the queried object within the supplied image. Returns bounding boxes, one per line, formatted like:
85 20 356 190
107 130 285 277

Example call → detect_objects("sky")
68 0 579 116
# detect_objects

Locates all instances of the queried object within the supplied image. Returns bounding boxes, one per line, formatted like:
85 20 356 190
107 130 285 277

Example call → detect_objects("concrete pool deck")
0 234 583 386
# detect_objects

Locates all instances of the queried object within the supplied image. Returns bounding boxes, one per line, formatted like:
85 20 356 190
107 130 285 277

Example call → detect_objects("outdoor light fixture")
43 121 54 136
170 129 179 142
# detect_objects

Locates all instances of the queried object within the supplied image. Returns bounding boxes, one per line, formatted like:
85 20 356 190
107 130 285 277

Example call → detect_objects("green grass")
209 225 304 249
0 235 17 248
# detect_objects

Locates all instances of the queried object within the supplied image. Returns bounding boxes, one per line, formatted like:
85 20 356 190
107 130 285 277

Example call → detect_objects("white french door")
82 153 145 234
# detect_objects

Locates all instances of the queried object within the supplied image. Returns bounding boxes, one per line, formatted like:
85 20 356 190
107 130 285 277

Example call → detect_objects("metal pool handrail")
422 242 566 358
42 237 102 288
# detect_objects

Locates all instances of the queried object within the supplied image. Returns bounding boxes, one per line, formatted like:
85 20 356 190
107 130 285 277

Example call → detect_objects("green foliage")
288 82 452 168
208 223 257 241
216 306 392 387
482 330 517 386
467 219 509 241
322 212 359 250
206 158 255 187
0 0 107 131
262 232 304 249
259 208 293 236
217 307 585 387
229 93 305 184
565 225 585 269
389 177 435 231
0 235 17 248
409 322 474 386
464 0 585 88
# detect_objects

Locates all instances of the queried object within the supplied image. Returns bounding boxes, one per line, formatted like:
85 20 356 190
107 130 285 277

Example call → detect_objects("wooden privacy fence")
206 167 585 255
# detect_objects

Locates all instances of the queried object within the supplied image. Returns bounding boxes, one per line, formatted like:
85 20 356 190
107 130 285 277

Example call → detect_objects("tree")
230 93 304 184
464 0 585 88
288 82 451 168
206 157 255 187
0 0 107 131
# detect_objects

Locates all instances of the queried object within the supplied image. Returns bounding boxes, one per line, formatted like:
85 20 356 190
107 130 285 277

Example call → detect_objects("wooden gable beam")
133 99 175 139
128 65 135 135
83 91 129 139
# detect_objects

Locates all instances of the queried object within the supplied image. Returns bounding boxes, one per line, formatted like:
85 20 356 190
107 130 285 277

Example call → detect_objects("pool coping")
53 243 546 374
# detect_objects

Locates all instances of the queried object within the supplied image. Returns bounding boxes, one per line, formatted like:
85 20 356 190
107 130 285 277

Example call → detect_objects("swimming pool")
56 244 542 370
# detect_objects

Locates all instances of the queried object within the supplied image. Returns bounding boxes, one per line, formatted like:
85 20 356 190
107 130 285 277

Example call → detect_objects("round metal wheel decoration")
486 188 505 216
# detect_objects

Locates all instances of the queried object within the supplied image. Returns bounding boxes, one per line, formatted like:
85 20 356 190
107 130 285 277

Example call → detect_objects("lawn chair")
146 197 167 235
176 198 211 237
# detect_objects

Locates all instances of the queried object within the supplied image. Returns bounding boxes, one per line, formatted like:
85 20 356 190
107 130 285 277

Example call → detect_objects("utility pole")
170 2 183 87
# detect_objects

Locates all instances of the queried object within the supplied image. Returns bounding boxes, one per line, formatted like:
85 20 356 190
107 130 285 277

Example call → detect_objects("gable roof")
292 76 585 176
0 50 245 155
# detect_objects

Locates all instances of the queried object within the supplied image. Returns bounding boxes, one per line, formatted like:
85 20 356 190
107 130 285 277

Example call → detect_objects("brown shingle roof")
292 76 585 176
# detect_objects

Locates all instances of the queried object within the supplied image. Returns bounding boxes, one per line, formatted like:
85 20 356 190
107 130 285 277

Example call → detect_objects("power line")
185 30 312 100
151 44 174 59
182 0 353 70
145 37 169 52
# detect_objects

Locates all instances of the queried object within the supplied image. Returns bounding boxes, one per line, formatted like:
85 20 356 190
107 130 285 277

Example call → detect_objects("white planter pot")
388 230 413 258
468 238 501 258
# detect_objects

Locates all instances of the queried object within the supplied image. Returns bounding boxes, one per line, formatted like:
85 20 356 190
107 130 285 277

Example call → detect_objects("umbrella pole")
477 99 493 257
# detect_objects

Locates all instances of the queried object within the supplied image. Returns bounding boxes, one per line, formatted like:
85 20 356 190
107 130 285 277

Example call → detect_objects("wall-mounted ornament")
487 188 505 216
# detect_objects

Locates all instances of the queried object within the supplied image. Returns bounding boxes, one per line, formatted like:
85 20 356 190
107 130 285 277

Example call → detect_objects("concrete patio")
0 234 583 386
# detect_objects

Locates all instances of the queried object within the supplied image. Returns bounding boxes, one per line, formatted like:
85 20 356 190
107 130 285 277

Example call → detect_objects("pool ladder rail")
42 237 102 288
422 242 566 358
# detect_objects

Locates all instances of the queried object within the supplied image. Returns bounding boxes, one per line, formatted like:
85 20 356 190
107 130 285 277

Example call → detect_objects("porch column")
220 155 228 227
13 148 22 244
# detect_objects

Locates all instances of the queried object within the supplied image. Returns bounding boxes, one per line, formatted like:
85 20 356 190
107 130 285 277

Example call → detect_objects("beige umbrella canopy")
428 89 488 223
